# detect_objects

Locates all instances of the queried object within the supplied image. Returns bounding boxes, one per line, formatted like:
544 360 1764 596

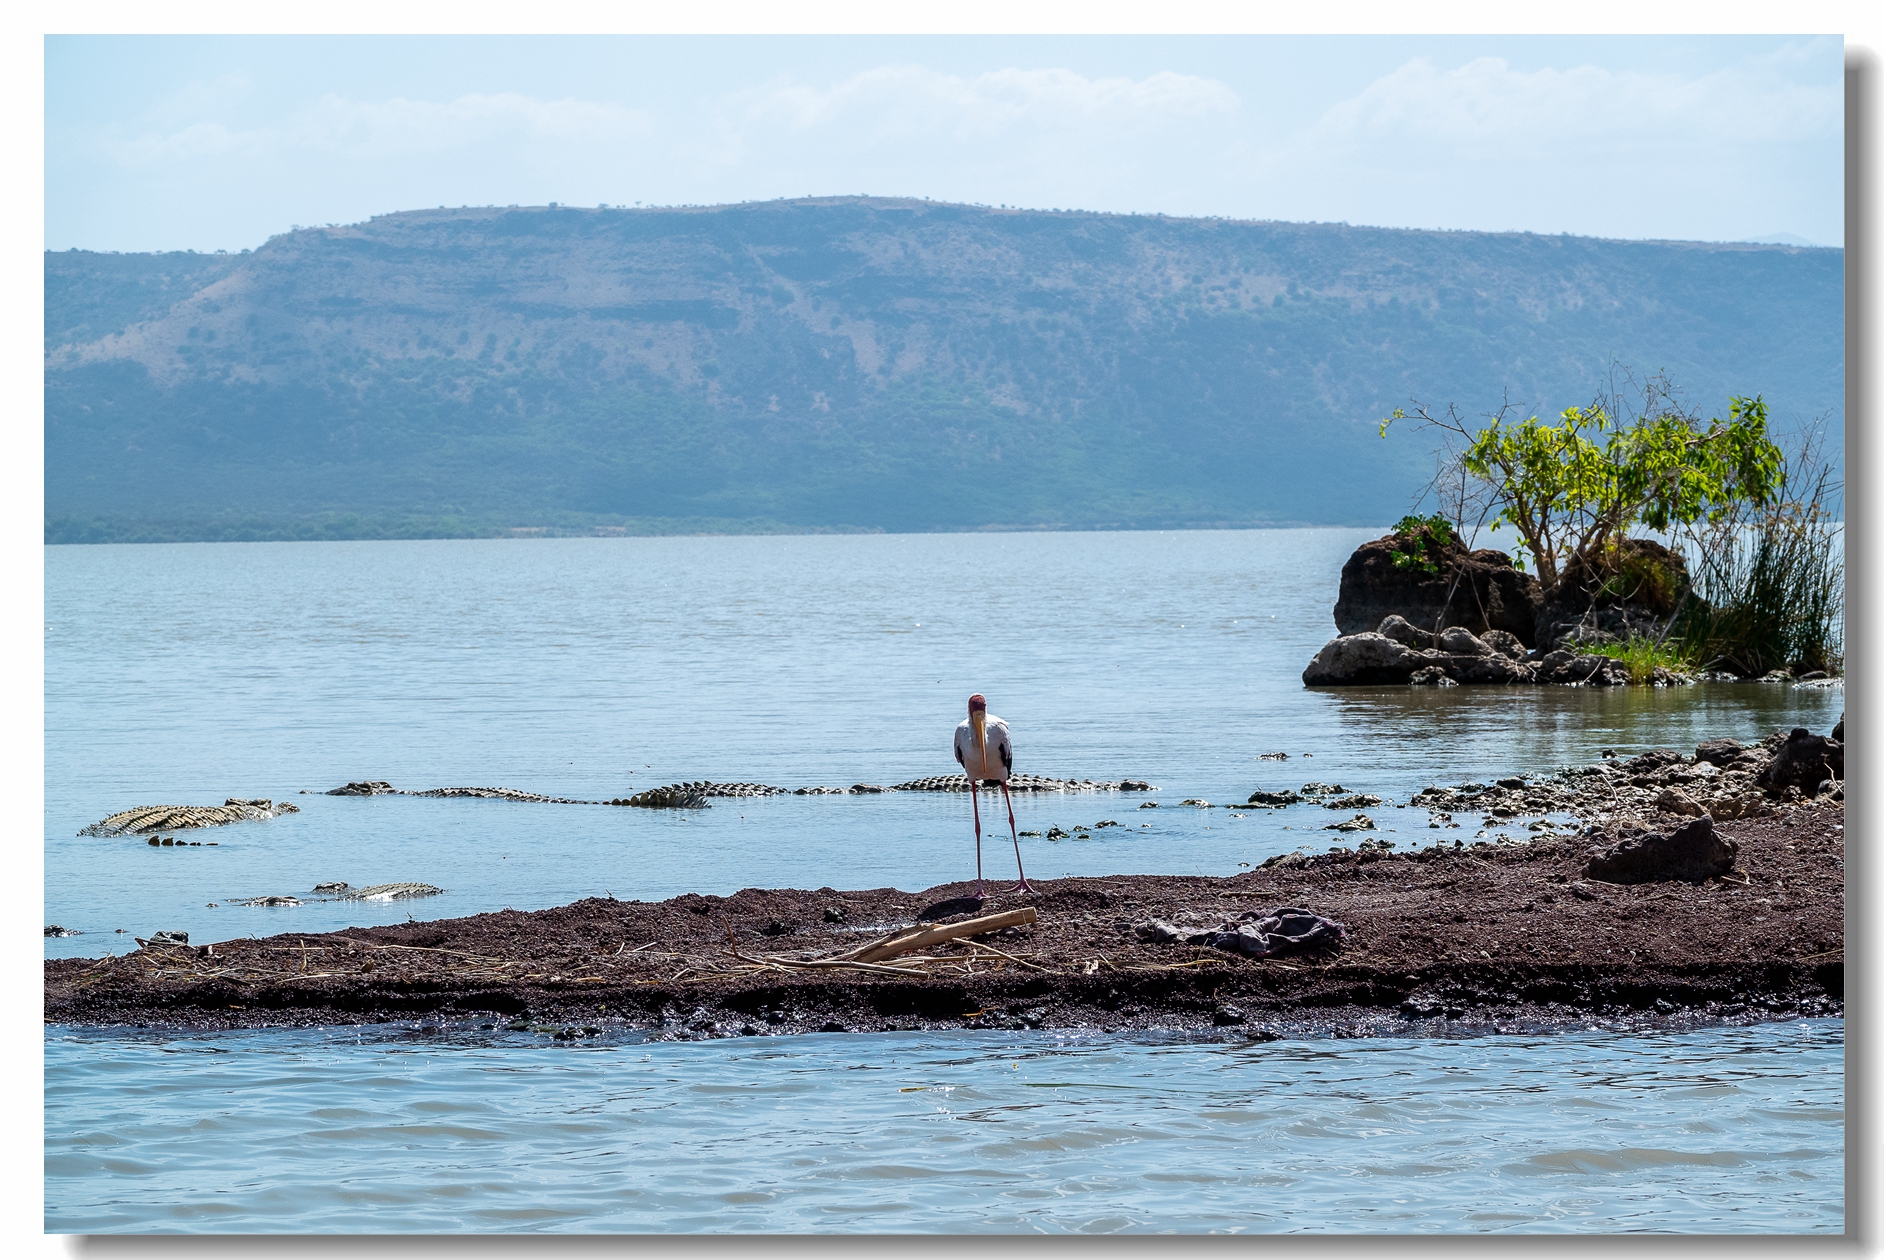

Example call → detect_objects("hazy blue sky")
46 34 1844 253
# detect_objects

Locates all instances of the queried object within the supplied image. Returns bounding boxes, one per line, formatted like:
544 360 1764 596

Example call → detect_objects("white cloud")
745 65 1238 140
1303 56 1839 158
109 92 656 168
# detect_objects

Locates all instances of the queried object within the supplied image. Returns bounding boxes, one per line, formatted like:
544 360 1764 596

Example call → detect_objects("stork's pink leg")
970 782 986 900
1003 781 1034 894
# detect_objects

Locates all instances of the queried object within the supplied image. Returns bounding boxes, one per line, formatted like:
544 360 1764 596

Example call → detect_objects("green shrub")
1388 514 1457 575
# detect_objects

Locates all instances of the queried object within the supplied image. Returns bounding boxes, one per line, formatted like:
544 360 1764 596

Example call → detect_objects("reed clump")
1672 423 1843 678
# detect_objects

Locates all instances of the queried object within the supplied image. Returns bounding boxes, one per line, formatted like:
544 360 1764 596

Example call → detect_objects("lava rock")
1481 630 1528 660
1376 614 1435 649
1693 738 1746 768
1654 787 1707 818
1332 536 1542 646
1583 817 1738 884
1756 727 1844 796
1534 538 1691 651
1532 650 1632 687
1623 749 1687 775
1301 631 1426 685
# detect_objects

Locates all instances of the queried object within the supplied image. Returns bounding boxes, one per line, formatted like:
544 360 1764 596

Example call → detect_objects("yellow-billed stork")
953 693 1033 897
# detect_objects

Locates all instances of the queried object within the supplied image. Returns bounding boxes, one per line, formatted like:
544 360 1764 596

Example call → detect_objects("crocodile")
324 780 719 807
80 799 300 837
605 782 712 809
316 775 1156 807
414 787 599 804
344 882 443 901
284 882 445 902
889 774 1158 793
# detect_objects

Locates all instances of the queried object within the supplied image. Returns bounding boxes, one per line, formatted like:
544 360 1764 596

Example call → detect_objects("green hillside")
45 197 1844 542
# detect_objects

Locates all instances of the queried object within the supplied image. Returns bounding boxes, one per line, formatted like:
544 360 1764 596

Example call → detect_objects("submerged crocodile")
414 787 599 804
606 782 712 809
890 774 1157 793
318 774 1155 808
80 799 300 837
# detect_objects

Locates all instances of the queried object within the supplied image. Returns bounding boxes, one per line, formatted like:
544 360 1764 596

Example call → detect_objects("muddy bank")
46 803 1843 1040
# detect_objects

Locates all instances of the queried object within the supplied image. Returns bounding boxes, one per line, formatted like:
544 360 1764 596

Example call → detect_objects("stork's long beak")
971 710 986 758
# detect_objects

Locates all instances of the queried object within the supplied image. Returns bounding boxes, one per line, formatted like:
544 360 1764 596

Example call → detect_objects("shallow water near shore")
45 530 1844 1232
46 530 1840 955
46 1018 1842 1233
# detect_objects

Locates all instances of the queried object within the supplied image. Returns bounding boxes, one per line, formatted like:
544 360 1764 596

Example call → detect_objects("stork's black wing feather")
954 744 964 766
1000 741 1012 773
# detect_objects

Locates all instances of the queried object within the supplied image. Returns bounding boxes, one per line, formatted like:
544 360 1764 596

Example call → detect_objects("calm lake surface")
44 531 1845 1232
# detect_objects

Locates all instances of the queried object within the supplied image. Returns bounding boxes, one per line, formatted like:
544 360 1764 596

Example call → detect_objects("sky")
43 34 1845 254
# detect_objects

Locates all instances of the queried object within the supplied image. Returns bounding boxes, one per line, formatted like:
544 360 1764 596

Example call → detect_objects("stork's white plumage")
952 694 1032 897
953 711 1011 782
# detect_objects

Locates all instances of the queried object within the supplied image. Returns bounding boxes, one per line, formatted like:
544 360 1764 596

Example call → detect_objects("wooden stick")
831 923 928 960
948 937 1053 973
765 957 935 977
848 907 1037 963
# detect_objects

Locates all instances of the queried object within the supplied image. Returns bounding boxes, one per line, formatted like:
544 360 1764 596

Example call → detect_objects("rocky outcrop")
1301 631 1429 685
1534 538 1692 651
1320 532 1711 668
1584 816 1739 884
1757 728 1844 797
1302 618 1629 687
1333 536 1543 645
80 799 300 837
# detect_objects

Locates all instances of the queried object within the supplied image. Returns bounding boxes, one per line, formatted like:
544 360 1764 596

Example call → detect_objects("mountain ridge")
45 197 1844 542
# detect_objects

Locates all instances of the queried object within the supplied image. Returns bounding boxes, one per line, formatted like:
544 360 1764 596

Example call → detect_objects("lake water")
44 531 1845 1232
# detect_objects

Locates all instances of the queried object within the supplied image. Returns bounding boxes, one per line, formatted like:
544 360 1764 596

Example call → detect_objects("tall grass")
1672 424 1843 677
1584 635 1697 684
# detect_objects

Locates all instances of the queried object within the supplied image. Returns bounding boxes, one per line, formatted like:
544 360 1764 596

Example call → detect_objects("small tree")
1379 370 1785 596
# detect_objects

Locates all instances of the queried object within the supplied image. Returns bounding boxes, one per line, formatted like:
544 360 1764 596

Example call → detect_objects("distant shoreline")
44 516 1363 546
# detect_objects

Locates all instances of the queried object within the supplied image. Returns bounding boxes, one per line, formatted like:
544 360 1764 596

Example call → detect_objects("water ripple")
46 1020 1842 1233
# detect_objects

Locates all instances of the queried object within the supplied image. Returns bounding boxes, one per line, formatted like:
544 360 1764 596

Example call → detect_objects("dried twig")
763 957 935 977
948 937 1055 974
